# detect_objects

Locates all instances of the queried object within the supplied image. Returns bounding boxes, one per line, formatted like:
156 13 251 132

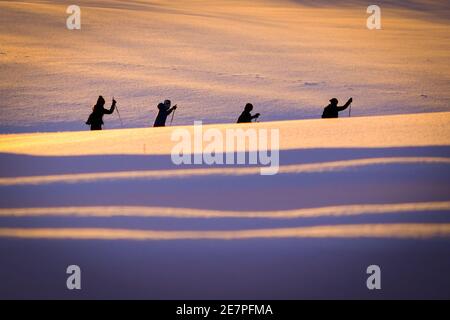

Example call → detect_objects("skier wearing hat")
237 103 260 123
322 97 352 119
154 99 177 127
86 96 116 130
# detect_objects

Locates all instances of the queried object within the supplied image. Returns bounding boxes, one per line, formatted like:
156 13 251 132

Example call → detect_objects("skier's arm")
251 113 261 119
167 105 177 115
104 100 116 114
337 98 352 112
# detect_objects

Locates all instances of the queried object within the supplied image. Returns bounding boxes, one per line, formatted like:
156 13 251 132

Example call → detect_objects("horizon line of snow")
0 156 449 186
0 224 449 240
1 201 449 219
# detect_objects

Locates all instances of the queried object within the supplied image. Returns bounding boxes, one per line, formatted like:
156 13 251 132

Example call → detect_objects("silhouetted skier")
322 97 352 119
237 103 260 123
86 96 116 130
154 100 177 127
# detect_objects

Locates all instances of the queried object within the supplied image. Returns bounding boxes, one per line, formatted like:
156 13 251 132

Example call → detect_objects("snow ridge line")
0 156 449 186
1 201 450 219
1 224 450 240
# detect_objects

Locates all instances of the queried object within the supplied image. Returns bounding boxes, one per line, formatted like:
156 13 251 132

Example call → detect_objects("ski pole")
349 103 352 118
170 108 176 126
116 106 123 127
113 97 123 127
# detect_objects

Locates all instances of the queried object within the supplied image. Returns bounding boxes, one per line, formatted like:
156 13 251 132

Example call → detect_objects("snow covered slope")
1 111 449 156
1 0 450 133
0 112 450 298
